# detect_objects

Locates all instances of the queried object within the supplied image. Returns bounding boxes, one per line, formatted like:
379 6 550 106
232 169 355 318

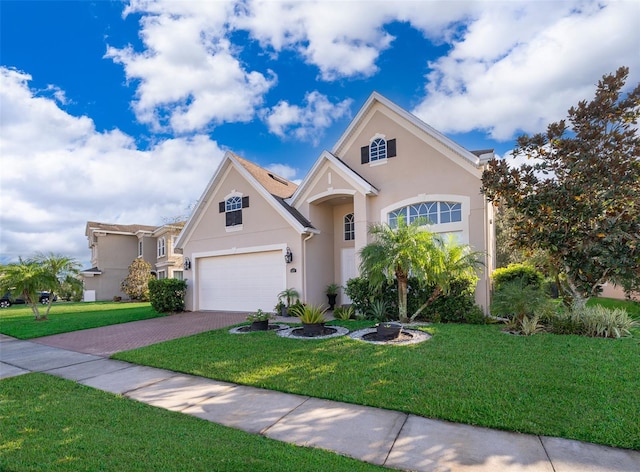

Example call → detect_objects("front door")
340 247 357 305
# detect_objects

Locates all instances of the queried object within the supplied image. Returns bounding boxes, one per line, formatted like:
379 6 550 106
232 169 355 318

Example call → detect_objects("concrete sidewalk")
1 336 638 471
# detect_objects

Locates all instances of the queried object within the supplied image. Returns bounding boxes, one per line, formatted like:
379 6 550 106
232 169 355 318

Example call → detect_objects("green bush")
345 275 478 323
411 276 477 323
492 263 544 292
148 278 187 313
491 278 551 320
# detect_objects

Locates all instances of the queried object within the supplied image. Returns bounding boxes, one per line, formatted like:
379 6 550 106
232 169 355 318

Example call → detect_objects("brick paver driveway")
30 311 248 357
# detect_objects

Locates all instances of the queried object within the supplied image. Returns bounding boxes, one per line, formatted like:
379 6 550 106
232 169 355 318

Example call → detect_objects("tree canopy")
481 67 640 301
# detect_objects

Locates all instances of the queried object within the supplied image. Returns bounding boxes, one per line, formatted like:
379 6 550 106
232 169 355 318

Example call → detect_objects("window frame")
344 213 355 241
381 194 470 244
157 237 166 257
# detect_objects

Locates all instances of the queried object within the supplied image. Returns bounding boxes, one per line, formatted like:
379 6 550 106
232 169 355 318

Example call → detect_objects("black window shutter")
360 145 369 164
387 139 396 158
225 211 233 226
219 201 225 213
242 196 249 208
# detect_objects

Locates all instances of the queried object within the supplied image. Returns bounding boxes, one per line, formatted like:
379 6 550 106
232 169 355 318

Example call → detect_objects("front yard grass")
114 320 640 450
0 302 162 339
0 373 384 472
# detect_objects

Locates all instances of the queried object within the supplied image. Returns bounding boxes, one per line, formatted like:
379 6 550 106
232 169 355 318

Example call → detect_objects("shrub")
148 278 187 313
121 258 153 301
464 305 487 324
290 304 327 324
412 275 477 323
367 299 390 322
490 278 551 320
333 306 354 320
492 263 544 292
345 275 478 323
546 303 639 338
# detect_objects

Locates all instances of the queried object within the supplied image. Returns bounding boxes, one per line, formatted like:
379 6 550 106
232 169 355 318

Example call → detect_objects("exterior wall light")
284 247 293 264
183 257 191 270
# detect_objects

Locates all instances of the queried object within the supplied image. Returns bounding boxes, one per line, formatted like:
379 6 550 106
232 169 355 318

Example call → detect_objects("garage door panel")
198 251 285 312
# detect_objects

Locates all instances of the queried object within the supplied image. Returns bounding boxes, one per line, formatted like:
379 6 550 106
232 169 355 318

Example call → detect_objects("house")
175 92 496 313
81 221 185 301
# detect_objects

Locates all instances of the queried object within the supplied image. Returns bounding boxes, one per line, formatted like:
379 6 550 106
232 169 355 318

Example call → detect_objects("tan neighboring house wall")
176 93 496 314
81 221 184 301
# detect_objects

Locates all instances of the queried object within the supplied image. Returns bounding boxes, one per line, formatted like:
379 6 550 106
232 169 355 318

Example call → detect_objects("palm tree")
0 258 56 320
34 252 81 317
359 219 483 323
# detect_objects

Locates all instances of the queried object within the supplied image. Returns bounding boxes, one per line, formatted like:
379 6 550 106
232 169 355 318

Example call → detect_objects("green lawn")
114 320 640 450
0 302 162 339
0 374 384 472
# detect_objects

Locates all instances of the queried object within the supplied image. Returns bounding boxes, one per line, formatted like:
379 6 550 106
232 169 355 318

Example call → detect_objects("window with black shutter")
219 195 249 227
362 137 396 164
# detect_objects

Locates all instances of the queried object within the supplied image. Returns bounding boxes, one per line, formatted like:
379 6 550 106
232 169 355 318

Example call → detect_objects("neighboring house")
175 92 496 313
81 221 185 301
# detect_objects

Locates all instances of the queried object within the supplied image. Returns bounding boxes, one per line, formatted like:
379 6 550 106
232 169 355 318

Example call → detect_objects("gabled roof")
288 150 379 207
175 152 316 249
86 221 156 236
332 91 490 169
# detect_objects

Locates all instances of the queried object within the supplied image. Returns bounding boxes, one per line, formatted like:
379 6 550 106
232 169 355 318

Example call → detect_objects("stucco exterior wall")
182 166 304 310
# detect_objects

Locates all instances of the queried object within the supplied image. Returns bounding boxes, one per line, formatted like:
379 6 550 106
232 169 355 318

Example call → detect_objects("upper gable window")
219 194 250 228
388 201 462 229
370 138 386 161
157 237 166 257
344 213 355 241
361 137 396 164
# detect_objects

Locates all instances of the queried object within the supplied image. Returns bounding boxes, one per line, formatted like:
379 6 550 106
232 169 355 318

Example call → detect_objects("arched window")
219 195 249 228
388 201 462 228
344 213 355 241
370 138 387 161
225 196 242 212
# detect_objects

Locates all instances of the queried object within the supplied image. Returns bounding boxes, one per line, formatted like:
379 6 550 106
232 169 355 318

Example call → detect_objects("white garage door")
198 250 285 312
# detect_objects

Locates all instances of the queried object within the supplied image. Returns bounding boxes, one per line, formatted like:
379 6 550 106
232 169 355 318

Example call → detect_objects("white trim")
289 151 378 207
191 244 288 311
225 225 243 233
192 243 288 260
307 188 356 204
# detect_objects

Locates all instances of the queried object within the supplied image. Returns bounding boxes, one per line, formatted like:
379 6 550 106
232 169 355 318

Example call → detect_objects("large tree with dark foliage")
482 67 639 302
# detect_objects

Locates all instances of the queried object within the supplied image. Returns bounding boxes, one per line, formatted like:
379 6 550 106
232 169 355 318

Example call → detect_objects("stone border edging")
349 327 432 345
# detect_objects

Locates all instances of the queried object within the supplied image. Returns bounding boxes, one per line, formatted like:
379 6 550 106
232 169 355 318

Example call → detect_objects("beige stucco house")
175 92 496 313
81 221 185 301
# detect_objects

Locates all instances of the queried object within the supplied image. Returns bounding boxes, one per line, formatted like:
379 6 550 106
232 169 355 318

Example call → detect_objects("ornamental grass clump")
574 304 638 338
290 304 327 324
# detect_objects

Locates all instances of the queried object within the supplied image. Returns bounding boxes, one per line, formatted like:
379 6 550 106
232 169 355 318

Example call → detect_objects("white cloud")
411 0 640 140
263 91 352 144
0 67 225 266
234 1 397 80
106 0 276 133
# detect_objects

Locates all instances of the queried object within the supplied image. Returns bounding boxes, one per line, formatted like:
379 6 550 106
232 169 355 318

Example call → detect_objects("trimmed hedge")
148 278 187 313
492 263 544 291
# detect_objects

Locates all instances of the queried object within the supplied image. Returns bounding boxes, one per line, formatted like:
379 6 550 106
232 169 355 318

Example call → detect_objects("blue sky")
1 0 639 268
